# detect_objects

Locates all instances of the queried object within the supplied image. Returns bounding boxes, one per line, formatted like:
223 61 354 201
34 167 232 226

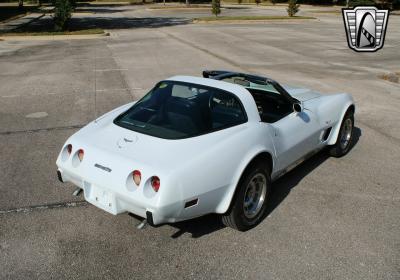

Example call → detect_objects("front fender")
327 94 355 145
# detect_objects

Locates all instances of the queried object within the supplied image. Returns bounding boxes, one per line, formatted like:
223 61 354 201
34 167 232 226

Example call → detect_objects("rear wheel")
222 161 271 231
329 110 354 157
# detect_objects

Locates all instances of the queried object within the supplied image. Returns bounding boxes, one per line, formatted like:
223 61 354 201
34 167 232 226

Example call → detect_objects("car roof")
166 75 261 122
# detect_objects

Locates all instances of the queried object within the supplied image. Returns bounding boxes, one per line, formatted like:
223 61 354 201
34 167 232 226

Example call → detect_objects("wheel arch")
327 102 355 145
216 150 274 214
246 152 273 176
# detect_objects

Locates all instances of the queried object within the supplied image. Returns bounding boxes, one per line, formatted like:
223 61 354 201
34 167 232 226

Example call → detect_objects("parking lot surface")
1 5 399 280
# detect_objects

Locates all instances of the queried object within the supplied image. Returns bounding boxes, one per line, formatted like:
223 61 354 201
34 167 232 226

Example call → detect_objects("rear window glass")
114 81 247 139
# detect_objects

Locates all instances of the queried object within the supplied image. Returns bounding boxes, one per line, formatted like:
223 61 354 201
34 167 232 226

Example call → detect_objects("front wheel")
329 110 354 157
221 161 271 231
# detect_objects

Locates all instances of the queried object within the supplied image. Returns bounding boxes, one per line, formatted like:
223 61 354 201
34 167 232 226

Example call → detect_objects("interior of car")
246 88 293 123
221 77 293 123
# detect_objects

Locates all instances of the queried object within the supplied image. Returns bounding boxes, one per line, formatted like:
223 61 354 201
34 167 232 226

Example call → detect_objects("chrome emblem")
117 135 138 148
342 6 389 52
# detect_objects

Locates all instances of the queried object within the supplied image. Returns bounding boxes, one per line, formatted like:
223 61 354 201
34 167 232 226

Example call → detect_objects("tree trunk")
18 0 23 9
186 0 189 7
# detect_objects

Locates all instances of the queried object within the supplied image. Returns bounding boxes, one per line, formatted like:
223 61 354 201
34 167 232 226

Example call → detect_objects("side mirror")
293 102 303 113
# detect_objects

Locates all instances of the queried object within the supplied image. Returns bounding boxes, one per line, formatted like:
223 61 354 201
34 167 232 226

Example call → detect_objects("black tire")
329 110 354 157
222 160 271 231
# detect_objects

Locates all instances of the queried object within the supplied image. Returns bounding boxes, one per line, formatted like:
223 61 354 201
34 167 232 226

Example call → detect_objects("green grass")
312 10 341 14
1 28 105 36
194 15 316 21
74 0 131 2
149 4 210 9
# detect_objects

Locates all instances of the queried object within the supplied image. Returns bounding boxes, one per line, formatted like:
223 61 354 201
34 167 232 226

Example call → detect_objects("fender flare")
327 103 355 145
215 148 274 214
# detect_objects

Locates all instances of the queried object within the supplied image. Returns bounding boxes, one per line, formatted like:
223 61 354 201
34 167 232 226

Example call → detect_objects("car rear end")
56 76 260 225
55 99 189 225
57 139 184 225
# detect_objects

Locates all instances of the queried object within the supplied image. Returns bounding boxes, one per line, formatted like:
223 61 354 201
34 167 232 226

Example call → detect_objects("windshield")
221 76 280 95
114 81 247 139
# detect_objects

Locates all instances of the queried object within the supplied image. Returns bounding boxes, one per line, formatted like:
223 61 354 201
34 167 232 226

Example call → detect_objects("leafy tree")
377 0 394 9
212 0 221 17
394 0 400 9
54 0 73 31
348 0 374 6
287 0 299 17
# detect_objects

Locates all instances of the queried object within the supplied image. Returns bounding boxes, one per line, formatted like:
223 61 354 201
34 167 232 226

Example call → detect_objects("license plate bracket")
86 184 116 214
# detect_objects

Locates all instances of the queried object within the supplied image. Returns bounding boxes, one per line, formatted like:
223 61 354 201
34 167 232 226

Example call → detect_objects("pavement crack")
0 124 84 136
357 119 400 145
0 200 88 215
163 30 247 71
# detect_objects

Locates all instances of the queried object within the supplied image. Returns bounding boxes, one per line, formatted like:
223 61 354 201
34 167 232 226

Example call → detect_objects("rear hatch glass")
114 80 247 139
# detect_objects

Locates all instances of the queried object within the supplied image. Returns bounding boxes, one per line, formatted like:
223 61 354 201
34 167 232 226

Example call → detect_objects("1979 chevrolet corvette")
56 70 355 231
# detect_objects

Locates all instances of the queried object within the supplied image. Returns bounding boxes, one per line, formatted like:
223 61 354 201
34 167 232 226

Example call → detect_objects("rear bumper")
57 170 64 183
57 168 182 225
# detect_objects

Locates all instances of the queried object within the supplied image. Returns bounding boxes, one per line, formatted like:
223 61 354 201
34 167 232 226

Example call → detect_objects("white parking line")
95 88 131 92
0 201 88 215
0 57 113 64
94 69 128 72
1 92 59 98
297 187 400 202
0 88 137 98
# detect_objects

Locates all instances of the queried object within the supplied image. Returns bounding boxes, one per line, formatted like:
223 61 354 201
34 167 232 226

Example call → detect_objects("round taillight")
151 176 160 192
67 144 72 155
133 170 141 186
78 149 84 162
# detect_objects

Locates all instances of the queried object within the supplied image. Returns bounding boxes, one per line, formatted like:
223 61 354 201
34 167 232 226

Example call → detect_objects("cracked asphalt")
0 4 399 280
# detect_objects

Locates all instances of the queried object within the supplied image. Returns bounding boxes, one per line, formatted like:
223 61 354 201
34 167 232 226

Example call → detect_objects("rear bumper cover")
57 170 64 183
57 168 182 225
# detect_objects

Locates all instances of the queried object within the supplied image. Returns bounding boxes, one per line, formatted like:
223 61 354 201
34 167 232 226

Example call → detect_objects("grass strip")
194 15 316 22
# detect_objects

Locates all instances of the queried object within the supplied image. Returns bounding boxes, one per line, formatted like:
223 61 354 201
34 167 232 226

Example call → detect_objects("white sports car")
56 70 355 231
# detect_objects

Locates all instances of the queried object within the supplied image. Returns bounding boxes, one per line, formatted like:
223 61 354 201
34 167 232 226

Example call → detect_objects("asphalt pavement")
0 4 399 280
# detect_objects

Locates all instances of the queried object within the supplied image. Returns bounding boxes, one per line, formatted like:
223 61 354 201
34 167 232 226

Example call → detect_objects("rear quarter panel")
160 121 275 218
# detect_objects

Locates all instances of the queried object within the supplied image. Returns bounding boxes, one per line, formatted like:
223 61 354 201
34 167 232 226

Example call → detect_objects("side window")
171 84 209 99
171 84 197 98
210 91 247 129
249 89 293 123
